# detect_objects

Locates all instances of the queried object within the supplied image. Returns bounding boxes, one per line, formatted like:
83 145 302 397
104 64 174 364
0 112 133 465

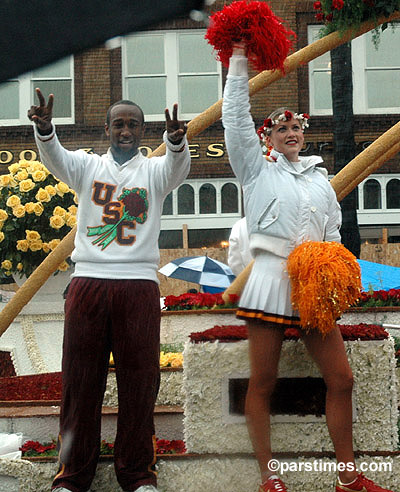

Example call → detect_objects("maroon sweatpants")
52 277 161 492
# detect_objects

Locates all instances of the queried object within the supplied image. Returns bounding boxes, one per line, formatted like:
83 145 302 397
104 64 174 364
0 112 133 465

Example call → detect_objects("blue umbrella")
159 256 236 289
358 259 400 291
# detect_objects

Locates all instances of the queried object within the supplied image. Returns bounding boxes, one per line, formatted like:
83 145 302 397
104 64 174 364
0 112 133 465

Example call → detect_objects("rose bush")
313 0 400 38
0 159 78 278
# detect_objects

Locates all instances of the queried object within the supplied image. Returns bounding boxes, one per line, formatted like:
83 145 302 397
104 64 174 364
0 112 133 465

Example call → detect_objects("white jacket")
34 125 190 282
228 217 253 276
222 55 341 259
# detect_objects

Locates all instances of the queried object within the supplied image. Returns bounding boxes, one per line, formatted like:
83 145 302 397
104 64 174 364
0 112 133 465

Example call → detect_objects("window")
386 179 400 209
221 183 239 213
308 25 400 115
123 31 222 121
178 184 195 214
199 184 216 214
363 179 381 209
0 56 74 125
162 192 173 215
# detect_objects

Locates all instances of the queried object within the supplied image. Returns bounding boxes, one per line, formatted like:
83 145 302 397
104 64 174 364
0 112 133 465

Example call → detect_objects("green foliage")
314 0 400 43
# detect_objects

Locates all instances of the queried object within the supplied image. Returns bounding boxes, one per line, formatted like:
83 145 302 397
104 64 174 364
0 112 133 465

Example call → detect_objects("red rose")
315 12 325 21
313 1 322 9
332 0 344 10
122 192 147 218
284 110 293 120
302 113 310 120
326 13 333 21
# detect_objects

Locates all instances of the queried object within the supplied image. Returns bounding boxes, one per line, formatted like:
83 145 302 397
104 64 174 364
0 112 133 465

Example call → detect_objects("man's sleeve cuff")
163 131 187 152
33 123 56 142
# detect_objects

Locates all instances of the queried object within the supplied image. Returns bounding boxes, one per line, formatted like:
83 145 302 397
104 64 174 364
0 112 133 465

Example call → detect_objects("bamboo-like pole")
1 11 399 337
331 121 400 201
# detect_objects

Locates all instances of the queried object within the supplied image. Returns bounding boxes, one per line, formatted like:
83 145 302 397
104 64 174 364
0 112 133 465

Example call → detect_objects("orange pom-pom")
287 241 362 335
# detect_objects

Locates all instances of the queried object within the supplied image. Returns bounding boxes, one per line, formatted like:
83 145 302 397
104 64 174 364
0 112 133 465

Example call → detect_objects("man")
28 88 190 492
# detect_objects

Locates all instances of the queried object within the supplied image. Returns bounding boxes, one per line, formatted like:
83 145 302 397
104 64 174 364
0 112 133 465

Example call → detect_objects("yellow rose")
159 352 169 368
170 353 184 368
32 170 46 182
16 170 29 181
55 182 70 195
53 206 67 217
25 230 41 241
25 202 35 214
42 242 51 253
0 209 9 222
68 205 78 215
18 159 30 169
17 263 23 271
45 185 57 196
8 163 21 174
50 215 65 229
4 271 12 276
57 260 70 272
0 174 13 187
0 231 4 243
48 239 61 250
6 195 21 208
17 239 29 252
35 188 51 202
33 202 44 216
66 215 77 227
1 260 12 270
19 179 35 193
28 161 45 172
29 240 43 252
12 205 26 218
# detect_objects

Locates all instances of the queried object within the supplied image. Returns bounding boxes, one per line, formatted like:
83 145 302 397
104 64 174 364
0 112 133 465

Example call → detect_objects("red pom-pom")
205 0 296 72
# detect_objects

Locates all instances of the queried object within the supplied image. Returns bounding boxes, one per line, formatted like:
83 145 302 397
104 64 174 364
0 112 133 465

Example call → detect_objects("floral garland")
20 438 186 457
256 111 310 141
355 288 400 308
163 290 400 311
163 292 238 311
313 0 400 39
189 323 389 343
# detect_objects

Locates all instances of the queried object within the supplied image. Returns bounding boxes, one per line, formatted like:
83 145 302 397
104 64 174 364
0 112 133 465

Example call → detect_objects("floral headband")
257 110 310 141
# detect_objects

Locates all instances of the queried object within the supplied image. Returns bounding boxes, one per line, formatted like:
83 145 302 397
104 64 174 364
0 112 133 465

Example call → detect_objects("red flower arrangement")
0 372 62 401
163 292 238 311
0 350 16 378
313 0 400 37
355 288 400 308
189 323 389 343
20 440 57 457
205 0 296 72
20 438 186 457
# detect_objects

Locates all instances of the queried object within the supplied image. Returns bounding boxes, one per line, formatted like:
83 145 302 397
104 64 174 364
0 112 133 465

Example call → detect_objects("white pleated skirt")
236 251 301 327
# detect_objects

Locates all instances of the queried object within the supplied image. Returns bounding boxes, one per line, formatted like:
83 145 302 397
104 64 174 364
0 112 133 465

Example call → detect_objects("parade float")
1 0 400 491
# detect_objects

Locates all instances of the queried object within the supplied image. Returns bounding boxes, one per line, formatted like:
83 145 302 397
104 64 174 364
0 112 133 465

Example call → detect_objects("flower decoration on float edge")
313 0 400 42
0 159 78 279
188 323 389 343
205 0 296 72
287 241 362 336
163 292 239 311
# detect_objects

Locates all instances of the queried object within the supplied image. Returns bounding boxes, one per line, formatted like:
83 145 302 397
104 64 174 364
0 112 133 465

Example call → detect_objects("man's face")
105 104 144 163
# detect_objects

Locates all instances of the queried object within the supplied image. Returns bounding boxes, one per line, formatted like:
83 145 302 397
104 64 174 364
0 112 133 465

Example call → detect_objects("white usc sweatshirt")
34 125 190 282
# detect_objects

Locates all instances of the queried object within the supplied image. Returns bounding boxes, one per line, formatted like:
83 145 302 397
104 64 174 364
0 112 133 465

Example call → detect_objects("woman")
222 43 393 492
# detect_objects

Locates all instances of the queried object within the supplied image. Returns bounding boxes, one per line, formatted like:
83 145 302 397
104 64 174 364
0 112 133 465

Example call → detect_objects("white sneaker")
53 488 72 492
134 486 160 492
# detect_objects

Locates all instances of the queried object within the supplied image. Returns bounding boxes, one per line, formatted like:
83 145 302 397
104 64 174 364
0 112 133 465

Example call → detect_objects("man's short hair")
106 100 145 126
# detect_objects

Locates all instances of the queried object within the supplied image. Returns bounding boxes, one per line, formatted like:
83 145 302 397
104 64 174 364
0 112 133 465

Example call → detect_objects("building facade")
0 0 399 248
